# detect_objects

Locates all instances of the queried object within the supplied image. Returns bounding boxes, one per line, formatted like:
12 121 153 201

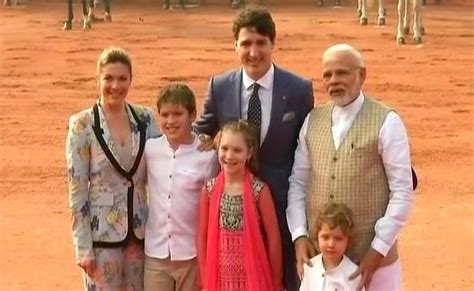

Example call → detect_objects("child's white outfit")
144 133 218 259
300 254 363 291
143 133 218 290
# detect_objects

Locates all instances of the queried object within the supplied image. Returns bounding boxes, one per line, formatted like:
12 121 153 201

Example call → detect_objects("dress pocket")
350 146 368 156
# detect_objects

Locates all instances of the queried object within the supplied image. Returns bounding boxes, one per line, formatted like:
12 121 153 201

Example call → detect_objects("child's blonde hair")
215 120 259 175
314 202 354 246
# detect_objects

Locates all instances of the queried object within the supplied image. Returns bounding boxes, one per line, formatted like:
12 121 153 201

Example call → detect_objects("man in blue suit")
194 7 314 290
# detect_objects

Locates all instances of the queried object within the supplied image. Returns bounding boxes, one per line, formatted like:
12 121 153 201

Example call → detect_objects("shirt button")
126 181 132 188
173 155 175 159
168 235 171 239
331 175 336 180
168 214 171 219
329 194 334 199
169 174 172 179
333 157 337 162
168 195 171 199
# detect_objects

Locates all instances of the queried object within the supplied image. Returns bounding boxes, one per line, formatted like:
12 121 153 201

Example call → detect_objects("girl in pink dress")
197 120 283 291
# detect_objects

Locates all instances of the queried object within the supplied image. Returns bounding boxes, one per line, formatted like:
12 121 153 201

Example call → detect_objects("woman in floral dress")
66 47 159 290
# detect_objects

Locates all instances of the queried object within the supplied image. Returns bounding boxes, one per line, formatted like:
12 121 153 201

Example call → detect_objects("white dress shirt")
241 64 274 144
300 254 363 291
144 133 219 260
287 92 414 256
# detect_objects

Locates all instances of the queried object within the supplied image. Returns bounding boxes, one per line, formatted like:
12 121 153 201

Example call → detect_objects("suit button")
333 157 337 162
331 175 336 180
329 194 334 199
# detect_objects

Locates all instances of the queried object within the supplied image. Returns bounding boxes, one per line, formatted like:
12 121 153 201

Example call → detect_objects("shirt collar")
333 91 365 117
325 256 345 275
323 255 355 277
312 253 326 275
312 253 353 274
163 132 198 150
242 63 274 91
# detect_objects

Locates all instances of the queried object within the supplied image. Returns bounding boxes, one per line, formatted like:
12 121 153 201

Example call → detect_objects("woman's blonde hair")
96 47 132 79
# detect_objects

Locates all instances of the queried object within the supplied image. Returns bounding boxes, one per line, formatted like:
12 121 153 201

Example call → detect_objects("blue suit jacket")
194 65 314 237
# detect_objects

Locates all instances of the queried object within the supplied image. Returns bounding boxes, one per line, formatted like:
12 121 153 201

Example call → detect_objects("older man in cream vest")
286 44 415 290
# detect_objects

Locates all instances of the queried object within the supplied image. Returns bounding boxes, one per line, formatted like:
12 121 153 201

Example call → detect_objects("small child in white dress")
300 203 364 291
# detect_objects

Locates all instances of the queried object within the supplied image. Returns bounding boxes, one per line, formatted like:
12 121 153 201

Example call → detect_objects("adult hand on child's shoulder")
349 247 383 291
197 134 214 152
294 236 316 280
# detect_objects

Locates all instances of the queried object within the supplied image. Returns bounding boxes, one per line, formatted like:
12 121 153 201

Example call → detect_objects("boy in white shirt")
300 203 363 291
144 84 218 291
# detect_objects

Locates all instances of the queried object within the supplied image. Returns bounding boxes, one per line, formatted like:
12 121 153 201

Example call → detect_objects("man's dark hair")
232 6 276 43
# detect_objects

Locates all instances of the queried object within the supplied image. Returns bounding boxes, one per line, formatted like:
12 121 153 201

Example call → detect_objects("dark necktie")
247 83 261 145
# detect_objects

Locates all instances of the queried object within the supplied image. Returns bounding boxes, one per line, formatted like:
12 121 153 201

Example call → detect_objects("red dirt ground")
0 1 473 290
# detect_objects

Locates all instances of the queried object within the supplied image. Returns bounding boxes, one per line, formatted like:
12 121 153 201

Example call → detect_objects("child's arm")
196 185 210 290
258 185 283 291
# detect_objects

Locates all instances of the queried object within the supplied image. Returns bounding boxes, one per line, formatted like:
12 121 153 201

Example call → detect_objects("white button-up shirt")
300 254 363 291
144 133 219 260
287 92 414 256
241 64 274 144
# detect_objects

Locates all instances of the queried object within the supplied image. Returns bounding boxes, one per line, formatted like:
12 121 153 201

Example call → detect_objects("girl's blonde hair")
96 47 132 79
215 120 259 176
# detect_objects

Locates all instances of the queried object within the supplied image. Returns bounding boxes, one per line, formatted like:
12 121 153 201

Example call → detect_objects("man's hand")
78 259 96 278
294 236 316 280
349 247 384 291
197 134 214 151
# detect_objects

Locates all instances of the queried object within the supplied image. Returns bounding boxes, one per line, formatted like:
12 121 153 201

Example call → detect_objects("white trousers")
367 259 403 291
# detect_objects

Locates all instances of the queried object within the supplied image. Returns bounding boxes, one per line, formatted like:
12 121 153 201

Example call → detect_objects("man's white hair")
322 44 365 68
